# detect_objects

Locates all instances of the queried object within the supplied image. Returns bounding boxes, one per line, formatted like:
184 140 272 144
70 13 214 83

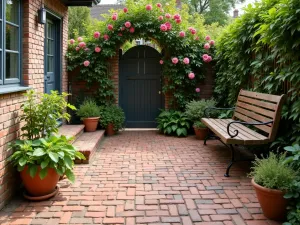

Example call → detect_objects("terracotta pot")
251 178 288 221
193 127 208 140
106 123 115 136
20 166 60 197
83 117 99 132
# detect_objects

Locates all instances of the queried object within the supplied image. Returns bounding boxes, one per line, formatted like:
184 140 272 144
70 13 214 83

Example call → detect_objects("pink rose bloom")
121 27 125 31
129 27 135 33
69 39 75 44
75 46 80 51
190 28 196 35
83 60 90 67
156 3 162 8
160 24 167 32
84 48 89 51
205 35 211 41
207 56 212 62
146 4 152 10
107 24 113 31
93 31 100 39
179 31 185 37
202 54 209 61
95 46 101 53
172 57 179 64
118 33 123 36
159 60 164 65
165 22 172 30
77 37 83 42
173 14 181 20
209 40 215 45
158 16 164 21
79 42 86 48
123 8 128 13
196 88 200 93
195 36 199 41
103 34 109 40
165 13 171 19
176 19 181 24
183 57 190 65
112 13 118 21
188 73 195 79
204 43 210 50
125 21 131 28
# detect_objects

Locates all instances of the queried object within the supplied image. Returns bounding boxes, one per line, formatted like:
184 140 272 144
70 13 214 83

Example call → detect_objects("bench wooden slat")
238 96 277 110
201 118 269 145
240 90 282 103
235 101 275 118
234 112 272 134
235 106 273 125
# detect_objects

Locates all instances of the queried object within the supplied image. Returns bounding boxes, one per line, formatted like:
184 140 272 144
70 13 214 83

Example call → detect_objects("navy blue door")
119 45 163 128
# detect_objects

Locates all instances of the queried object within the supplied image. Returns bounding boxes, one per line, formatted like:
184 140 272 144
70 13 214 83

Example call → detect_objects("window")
0 0 21 86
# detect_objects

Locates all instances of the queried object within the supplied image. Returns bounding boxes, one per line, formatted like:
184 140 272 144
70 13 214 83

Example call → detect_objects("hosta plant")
156 110 191 137
9 135 85 183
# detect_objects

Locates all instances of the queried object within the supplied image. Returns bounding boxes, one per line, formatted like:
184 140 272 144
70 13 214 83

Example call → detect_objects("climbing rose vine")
66 0 215 109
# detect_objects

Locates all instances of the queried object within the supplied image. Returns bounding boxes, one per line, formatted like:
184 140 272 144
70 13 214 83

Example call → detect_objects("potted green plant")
9 135 85 199
249 152 296 221
9 90 84 200
99 105 125 136
76 99 100 132
185 99 216 139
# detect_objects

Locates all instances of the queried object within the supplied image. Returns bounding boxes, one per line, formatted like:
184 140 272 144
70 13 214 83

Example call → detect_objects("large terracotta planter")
106 123 115 136
251 178 288 221
193 127 208 140
20 166 60 197
83 117 99 132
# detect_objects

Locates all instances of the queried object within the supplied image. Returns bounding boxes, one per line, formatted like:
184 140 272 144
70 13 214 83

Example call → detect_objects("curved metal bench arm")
204 107 236 118
227 120 274 138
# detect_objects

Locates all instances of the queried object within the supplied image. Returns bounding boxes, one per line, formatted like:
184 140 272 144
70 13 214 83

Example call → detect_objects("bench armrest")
204 107 235 118
227 120 274 138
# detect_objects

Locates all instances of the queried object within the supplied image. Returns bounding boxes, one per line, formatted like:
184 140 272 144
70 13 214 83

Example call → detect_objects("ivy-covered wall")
215 0 300 147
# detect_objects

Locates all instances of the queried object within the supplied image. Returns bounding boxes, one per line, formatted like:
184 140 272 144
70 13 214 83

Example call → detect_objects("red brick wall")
0 0 68 210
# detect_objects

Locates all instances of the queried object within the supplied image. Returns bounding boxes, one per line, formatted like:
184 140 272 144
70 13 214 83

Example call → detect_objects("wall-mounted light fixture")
38 6 46 24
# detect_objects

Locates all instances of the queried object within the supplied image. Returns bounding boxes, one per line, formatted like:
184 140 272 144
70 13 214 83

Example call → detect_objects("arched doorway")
119 45 164 128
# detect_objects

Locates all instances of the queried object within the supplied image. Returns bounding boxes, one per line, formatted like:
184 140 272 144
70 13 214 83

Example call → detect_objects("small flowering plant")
66 0 216 110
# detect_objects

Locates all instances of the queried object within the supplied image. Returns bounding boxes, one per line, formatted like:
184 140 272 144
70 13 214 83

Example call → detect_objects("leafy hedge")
67 0 216 110
215 0 300 147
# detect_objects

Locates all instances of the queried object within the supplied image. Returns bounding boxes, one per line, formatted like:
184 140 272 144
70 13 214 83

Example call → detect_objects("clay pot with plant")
99 105 125 136
249 152 296 221
184 99 217 140
9 90 85 200
76 99 100 132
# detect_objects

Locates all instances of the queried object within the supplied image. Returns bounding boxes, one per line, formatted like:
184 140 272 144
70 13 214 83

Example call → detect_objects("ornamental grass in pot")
9 90 85 199
249 152 296 221
185 99 216 140
76 99 100 132
99 105 125 136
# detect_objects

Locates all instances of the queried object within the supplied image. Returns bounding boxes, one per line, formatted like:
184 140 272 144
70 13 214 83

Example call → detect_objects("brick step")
58 125 85 143
73 130 105 164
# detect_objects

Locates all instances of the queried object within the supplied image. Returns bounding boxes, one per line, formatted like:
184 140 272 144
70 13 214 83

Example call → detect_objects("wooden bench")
201 90 286 177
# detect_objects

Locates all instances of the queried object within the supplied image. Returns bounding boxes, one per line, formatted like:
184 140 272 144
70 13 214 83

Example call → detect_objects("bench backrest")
233 90 286 141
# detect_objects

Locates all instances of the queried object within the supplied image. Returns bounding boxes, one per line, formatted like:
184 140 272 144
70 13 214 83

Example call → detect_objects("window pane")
47 22 54 39
6 0 19 25
0 21 2 49
5 52 19 79
47 56 54 72
0 51 2 83
47 39 54 55
6 23 19 51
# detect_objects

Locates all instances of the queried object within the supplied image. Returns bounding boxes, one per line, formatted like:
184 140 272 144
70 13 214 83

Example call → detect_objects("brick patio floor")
0 131 281 225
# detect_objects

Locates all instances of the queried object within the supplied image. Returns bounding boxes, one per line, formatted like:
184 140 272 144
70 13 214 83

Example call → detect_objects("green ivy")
66 0 216 110
215 0 300 147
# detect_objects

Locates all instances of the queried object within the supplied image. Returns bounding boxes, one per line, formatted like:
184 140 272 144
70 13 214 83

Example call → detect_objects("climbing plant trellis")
66 0 215 109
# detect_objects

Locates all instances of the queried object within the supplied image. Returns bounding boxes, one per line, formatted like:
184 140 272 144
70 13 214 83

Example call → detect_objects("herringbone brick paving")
0 131 281 225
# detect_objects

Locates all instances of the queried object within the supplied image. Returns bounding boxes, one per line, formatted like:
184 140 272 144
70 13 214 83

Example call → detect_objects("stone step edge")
74 130 105 164
58 125 85 143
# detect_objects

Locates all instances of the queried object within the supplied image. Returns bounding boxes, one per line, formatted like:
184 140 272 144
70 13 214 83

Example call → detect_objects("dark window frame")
1 0 22 87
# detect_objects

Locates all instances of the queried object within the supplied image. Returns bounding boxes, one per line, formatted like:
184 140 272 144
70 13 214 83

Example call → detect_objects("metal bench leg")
224 144 235 177
204 130 211 145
